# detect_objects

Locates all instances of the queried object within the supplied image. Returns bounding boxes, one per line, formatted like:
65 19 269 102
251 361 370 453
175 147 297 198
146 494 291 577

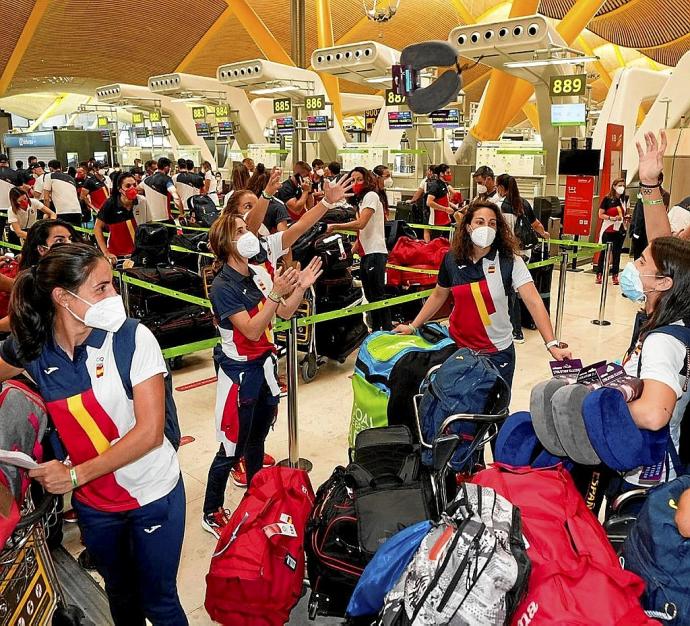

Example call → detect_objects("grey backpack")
380 483 530 625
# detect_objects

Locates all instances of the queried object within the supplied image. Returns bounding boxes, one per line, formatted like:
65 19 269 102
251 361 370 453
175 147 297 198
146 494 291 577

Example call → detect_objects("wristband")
545 339 560 350
70 467 79 489
320 199 336 210
642 198 664 206
639 182 661 189
268 291 281 303
261 191 274 200
408 323 418 333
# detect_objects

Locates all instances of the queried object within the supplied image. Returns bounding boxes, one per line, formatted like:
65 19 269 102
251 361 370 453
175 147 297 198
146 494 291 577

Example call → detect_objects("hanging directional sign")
149 110 162 123
304 95 325 112
192 107 207 121
97 116 109 128
214 104 230 119
273 98 292 114
131 112 144 125
385 89 405 106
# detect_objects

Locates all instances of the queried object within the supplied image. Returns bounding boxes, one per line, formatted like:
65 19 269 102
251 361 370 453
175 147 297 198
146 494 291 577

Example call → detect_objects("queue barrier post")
278 316 313 472
554 250 569 340
591 242 613 327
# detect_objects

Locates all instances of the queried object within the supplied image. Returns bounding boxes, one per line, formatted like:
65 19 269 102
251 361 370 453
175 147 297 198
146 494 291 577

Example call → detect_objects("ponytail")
10 244 103 361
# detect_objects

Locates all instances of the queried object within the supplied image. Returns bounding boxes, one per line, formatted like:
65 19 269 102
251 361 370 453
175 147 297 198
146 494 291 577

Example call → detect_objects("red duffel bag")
205 466 315 626
472 463 659 626
387 237 450 287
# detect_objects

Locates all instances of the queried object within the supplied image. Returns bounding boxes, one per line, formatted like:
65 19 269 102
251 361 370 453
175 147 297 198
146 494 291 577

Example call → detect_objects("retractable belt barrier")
0 229 604 360
104 238 605 359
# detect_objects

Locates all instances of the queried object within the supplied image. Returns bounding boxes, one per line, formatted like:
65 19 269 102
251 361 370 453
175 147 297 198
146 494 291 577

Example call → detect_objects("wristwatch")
545 339 560 350
261 190 274 200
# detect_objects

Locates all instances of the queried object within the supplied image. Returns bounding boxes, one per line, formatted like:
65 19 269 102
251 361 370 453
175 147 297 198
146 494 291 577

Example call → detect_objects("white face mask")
476 183 488 195
615 185 625 195
470 225 497 248
315 169 325 177
383 177 394 189
235 232 261 259
64 292 127 333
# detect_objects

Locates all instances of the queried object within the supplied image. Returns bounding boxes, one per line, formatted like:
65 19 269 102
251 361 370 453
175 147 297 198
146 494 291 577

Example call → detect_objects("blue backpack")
622 475 690 623
346 520 431 618
113 319 182 449
419 348 510 471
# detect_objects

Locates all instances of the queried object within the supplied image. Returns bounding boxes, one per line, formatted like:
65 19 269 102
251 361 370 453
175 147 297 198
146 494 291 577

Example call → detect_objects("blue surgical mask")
619 262 658 303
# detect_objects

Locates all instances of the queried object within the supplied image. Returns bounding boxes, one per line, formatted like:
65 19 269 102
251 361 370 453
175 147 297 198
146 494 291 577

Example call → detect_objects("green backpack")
349 324 456 447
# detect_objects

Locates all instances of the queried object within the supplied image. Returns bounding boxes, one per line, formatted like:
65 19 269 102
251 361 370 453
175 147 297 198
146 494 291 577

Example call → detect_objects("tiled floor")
65 266 640 624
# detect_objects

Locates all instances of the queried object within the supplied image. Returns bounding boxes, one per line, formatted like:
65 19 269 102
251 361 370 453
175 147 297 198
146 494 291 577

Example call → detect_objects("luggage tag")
595 362 644 402
550 359 583 381
638 460 665 485
263 522 297 539
576 361 607 385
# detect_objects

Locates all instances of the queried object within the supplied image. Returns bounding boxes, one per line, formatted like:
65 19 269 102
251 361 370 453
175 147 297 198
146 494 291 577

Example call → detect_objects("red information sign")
563 175 595 236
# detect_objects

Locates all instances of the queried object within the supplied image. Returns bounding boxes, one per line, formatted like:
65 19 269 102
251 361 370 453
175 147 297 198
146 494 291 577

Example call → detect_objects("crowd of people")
0 130 687 625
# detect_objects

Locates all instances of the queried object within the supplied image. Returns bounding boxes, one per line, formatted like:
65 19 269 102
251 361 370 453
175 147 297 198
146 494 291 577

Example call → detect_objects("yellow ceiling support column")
176 5 236 72
577 35 612 88
0 0 51 97
27 94 68 132
522 102 540 132
315 0 343 125
469 0 606 141
229 0 295 66
468 0 540 141
613 44 626 68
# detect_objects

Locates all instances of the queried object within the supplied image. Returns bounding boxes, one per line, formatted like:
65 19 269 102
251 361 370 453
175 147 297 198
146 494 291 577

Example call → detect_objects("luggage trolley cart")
274 287 322 384
0 490 72 626
412 384 509 511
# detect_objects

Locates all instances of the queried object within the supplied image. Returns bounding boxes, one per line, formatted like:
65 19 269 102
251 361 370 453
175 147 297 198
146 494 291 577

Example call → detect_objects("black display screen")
558 149 601 176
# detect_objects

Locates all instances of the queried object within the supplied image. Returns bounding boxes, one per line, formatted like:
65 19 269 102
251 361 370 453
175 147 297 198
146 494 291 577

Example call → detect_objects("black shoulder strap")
641 325 690 391
498 253 515 297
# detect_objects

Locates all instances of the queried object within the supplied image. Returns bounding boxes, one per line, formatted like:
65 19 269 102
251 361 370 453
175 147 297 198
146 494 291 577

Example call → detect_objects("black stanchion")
592 242 613 327
554 250 569 339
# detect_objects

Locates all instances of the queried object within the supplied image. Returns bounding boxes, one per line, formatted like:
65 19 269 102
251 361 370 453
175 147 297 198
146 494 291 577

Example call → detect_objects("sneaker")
612 274 619 286
513 331 525 344
278 375 287 394
202 508 231 539
231 460 248 488
595 273 603 285
63 509 78 523
262 453 276 468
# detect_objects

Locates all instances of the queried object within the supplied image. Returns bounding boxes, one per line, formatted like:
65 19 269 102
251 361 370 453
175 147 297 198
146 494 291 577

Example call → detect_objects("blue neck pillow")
495 411 565 469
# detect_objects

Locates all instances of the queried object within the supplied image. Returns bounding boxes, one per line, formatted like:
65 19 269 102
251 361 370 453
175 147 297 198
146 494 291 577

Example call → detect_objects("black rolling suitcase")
315 282 367 362
120 266 216 348
520 241 552 330
305 426 433 619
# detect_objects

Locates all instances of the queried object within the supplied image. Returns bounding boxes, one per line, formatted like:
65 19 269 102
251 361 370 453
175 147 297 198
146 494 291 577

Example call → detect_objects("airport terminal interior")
0 0 690 625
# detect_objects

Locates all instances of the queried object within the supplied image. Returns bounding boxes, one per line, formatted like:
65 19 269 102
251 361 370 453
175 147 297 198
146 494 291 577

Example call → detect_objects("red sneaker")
262 453 276 468
231 459 248 488
63 509 78 523
595 274 603 285
612 274 619 286
201 508 231 539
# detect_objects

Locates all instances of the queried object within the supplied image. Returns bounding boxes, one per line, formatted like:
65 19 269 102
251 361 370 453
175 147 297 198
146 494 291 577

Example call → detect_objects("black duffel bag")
305 426 433 619
313 232 352 273
121 266 206 318
170 231 210 272
187 194 219 228
320 205 356 224
291 222 328 265
131 222 171 267
385 219 418 251
138 304 216 349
